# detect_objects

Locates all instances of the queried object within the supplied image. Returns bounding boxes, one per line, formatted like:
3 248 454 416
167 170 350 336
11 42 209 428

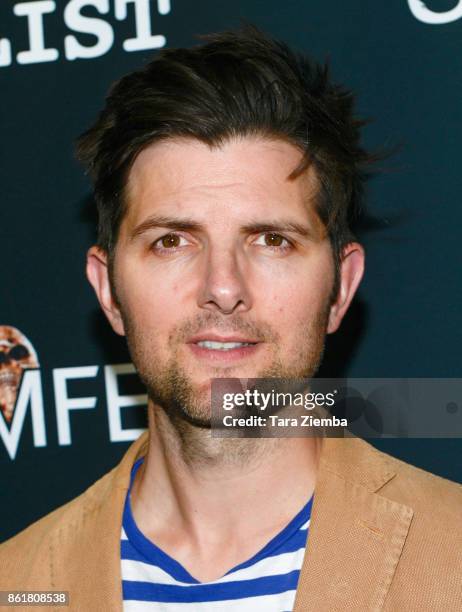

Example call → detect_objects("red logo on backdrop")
0 325 39 422
0 325 146 460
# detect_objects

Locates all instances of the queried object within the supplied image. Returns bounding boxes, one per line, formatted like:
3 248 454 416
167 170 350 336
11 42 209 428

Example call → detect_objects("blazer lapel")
50 432 412 611
50 432 150 612
293 437 414 612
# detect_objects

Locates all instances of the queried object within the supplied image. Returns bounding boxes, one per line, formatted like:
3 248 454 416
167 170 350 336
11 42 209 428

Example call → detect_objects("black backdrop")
1 0 462 543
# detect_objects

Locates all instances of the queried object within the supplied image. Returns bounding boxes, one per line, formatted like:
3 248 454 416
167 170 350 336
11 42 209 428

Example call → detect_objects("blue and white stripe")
121 459 313 611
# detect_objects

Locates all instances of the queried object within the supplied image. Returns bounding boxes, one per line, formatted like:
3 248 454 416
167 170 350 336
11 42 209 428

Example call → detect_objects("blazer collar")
317 435 397 492
51 431 150 612
293 436 414 611
54 432 412 611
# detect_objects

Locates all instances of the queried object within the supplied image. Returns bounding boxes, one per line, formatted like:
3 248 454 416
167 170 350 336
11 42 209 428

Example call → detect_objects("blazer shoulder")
0 433 148 587
369 442 462 520
0 465 117 559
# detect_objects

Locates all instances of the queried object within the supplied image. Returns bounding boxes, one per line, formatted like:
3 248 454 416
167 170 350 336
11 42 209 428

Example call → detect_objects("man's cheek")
124 282 166 317
268 286 309 318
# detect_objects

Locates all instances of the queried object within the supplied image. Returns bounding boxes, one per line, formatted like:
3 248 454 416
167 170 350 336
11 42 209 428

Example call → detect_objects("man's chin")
171 407 212 429
141 352 298 429
148 379 213 428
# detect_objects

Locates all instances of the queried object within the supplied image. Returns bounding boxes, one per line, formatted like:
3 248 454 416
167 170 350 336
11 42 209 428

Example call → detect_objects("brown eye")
160 234 181 248
264 233 284 247
254 232 292 252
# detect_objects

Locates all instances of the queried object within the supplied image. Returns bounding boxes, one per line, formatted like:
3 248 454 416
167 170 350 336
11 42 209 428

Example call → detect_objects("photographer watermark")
211 378 462 438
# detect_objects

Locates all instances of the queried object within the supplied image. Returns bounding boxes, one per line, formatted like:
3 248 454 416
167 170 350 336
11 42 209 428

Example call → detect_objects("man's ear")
86 246 126 336
327 242 365 334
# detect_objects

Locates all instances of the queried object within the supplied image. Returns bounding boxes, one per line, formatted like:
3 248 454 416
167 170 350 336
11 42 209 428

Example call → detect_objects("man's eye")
254 232 292 250
153 233 188 251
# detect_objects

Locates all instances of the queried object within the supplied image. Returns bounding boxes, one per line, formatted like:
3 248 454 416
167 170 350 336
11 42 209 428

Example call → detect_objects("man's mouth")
186 333 261 362
196 340 256 351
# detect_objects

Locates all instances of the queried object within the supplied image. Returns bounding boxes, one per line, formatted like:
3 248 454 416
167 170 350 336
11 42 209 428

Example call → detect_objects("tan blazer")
1 432 461 611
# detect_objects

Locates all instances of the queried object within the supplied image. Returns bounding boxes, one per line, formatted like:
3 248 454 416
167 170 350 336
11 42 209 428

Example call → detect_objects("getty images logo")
408 0 462 24
0 325 147 461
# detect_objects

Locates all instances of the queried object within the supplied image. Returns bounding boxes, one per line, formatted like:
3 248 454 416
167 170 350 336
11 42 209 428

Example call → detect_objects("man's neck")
129 402 322 581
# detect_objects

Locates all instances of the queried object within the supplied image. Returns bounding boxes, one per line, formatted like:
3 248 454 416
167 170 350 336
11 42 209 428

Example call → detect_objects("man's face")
88 137 363 425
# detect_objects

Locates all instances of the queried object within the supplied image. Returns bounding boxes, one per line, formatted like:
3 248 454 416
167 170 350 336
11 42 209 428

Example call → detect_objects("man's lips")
186 333 262 363
187 332 260 344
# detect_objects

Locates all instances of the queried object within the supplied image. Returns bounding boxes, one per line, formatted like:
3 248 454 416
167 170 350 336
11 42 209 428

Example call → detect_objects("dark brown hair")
77 25 373 295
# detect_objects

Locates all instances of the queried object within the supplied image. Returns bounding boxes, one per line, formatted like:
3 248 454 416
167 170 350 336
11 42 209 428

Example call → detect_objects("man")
1 27 461 612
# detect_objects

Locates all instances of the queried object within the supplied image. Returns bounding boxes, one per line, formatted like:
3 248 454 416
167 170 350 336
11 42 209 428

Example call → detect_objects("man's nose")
197 246 252 315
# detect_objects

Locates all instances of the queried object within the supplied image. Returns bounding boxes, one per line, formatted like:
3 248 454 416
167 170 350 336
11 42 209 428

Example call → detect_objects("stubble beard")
120 305 331 466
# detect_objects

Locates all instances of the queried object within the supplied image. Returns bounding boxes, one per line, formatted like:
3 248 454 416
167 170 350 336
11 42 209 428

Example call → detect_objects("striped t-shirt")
121 458 313 611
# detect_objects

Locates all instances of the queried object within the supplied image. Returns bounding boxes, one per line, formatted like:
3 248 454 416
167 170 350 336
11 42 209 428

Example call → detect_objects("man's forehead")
123 136 321 228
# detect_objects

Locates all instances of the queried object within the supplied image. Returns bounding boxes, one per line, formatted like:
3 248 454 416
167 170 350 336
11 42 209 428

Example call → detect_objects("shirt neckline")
123 456 314 585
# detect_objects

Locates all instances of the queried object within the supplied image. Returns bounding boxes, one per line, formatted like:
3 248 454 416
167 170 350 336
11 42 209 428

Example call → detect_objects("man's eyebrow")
239 220 314 238
130 215 204 240
129 215 315 240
